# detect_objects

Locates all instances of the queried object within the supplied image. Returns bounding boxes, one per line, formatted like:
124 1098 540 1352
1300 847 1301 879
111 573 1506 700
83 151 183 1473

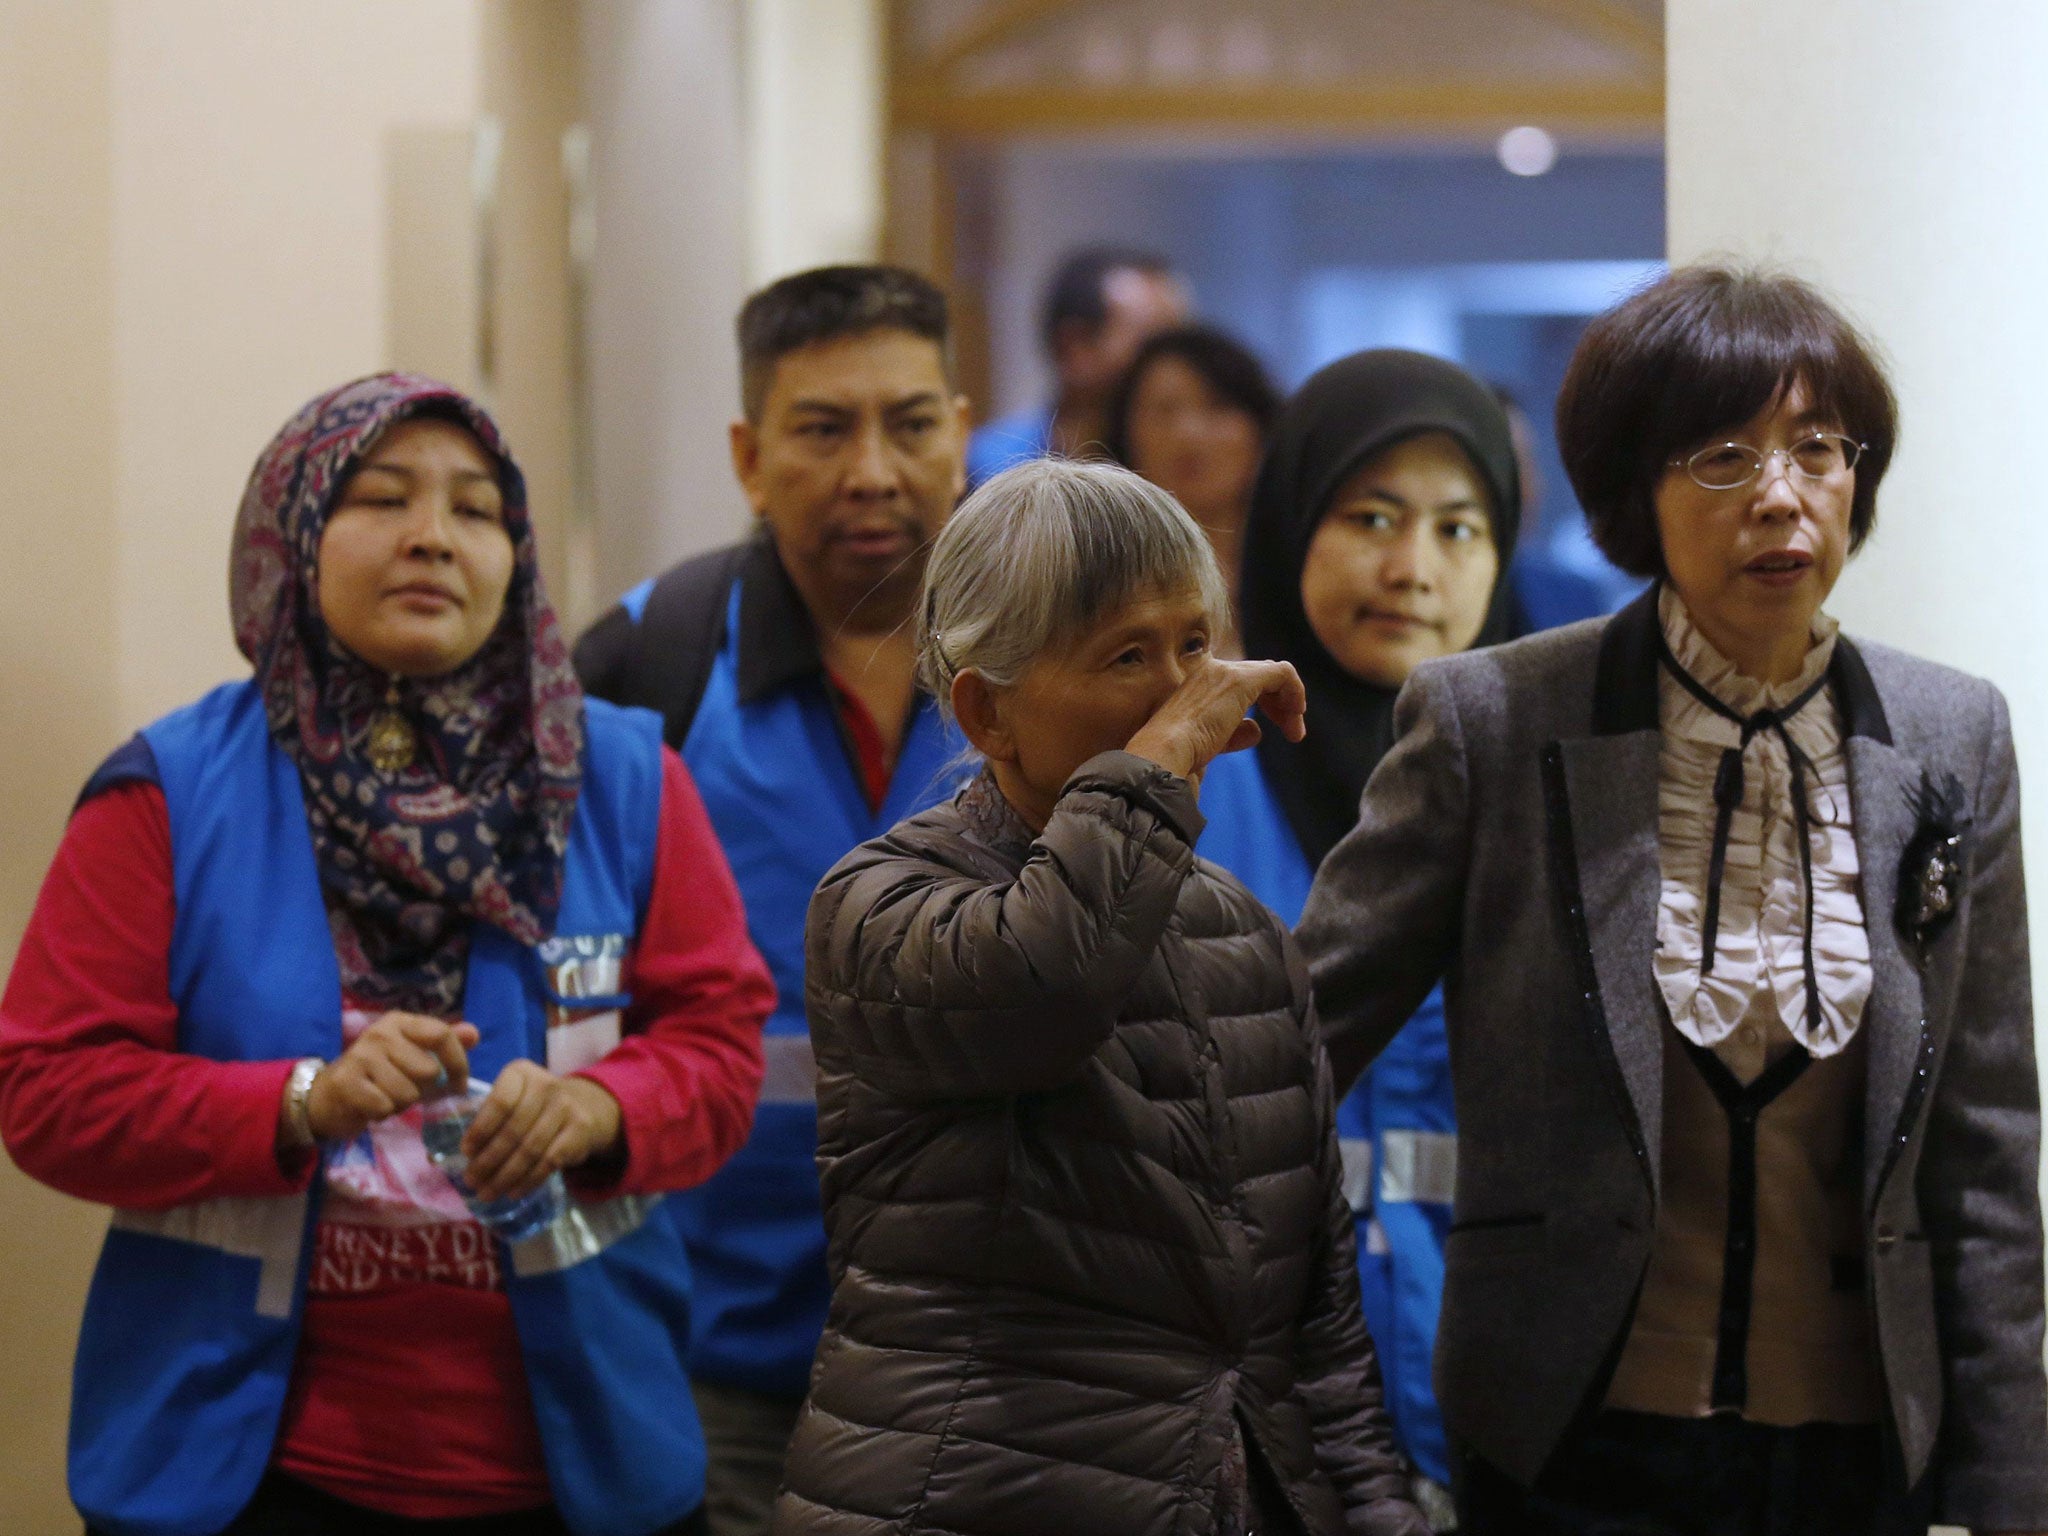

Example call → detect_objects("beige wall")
109 0 483 733
0 5 118 1526
479 0 587 631
1 2 483 1525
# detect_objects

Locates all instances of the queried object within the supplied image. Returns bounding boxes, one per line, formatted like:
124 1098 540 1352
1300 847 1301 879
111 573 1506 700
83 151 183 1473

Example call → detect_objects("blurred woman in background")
1106 323 1281 652
1197 349 1521 1530
0 373 772 1536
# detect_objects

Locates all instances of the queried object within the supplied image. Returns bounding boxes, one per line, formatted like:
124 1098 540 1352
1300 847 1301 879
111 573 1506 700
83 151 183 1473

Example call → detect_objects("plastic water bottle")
419 1080 565 1243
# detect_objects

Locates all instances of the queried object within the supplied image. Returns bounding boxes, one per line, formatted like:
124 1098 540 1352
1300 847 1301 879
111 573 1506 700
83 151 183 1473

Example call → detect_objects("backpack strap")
574 540 751 749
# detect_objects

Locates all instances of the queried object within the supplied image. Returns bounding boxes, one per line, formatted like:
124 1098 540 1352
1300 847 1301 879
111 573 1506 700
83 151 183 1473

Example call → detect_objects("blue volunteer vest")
1195 748 1455 1486
670 582 970 1394
69 680 705 1536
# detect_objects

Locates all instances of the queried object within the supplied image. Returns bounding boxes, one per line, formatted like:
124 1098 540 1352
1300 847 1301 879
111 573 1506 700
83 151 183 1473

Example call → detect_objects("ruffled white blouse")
1653 588 1872 1077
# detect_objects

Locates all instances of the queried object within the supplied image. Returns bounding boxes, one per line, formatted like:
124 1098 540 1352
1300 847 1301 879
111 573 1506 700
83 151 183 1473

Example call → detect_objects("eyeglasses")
1668 433 1867 492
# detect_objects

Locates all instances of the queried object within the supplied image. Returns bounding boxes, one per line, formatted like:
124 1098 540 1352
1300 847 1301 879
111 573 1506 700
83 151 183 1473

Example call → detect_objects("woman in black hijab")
1196 348 1519 1525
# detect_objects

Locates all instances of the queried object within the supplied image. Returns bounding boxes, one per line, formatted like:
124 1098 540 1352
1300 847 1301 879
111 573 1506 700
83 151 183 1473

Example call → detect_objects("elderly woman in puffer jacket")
773 459 1427 1536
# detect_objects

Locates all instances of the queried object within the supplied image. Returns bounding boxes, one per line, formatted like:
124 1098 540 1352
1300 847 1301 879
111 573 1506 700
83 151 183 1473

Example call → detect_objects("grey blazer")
1297 588 2048 1531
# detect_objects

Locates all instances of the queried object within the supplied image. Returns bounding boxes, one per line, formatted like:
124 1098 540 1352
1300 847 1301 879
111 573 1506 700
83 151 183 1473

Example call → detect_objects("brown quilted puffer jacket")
774 753 1426 1536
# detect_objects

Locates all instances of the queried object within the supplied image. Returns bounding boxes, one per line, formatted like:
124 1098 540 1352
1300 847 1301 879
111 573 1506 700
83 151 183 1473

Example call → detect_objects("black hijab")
1239 349 1521 866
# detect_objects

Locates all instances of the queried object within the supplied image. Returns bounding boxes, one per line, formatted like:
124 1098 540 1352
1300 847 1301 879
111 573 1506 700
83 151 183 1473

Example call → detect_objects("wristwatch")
281 1057 325 1149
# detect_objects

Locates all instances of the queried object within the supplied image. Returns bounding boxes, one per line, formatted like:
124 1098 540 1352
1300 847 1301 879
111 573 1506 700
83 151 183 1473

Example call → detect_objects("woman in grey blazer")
1297 266 2048 1536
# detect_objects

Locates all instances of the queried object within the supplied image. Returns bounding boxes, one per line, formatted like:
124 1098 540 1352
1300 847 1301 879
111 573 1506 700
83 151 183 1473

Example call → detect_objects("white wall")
572 0 891 603
1669 11 2048 1462
581 0 753 600
1669 1 2048 1001
741 0 885 287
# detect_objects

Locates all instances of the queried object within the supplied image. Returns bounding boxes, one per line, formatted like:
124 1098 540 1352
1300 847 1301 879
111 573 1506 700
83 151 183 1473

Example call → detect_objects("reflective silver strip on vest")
508 1191 663 1279
109 1191 308 1320
759 1032 817 1106
536 933 626 998
1338 1136 1373 1217
1378 1128 1457 1206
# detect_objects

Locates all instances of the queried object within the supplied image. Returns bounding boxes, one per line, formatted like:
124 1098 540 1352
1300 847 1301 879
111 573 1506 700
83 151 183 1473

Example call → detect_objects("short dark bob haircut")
1556 265 1899 580
736 264 951 423
1101 324 1282 468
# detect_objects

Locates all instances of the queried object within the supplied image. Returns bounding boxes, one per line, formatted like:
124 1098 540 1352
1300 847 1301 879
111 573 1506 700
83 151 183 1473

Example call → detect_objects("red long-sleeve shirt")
0 746 773 1516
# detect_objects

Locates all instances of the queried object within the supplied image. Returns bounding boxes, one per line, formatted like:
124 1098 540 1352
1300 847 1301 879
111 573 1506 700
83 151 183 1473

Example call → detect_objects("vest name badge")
537 933 630 1074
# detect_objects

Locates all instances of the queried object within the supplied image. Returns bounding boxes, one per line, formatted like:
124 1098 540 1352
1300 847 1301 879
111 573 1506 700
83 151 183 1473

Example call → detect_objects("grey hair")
917 457 1231 723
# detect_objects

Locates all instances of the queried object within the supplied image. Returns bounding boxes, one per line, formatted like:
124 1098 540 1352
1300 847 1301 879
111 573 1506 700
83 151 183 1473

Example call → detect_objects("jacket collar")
735 531 827 705
1590 582 1892 744
1589 581 1892 745
956 766 1036 860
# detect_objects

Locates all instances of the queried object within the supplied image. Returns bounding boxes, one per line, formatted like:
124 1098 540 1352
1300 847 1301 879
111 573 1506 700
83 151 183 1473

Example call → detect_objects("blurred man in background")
966 244 1190 486
575 264 974 1536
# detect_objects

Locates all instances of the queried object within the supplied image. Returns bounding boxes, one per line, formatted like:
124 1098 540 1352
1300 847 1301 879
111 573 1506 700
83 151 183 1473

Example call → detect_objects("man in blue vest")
966 244 1189 487
574 264 973 1536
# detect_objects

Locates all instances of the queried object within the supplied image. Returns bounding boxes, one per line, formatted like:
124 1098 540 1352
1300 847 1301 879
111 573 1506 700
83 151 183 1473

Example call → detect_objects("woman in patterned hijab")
1 370 773 1534
232 371 583 1018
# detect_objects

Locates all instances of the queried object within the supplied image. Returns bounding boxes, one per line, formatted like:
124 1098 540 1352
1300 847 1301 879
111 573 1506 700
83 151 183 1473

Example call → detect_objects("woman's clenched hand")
1124 657 1307 783
458 1062 624 1201
305 1012 479 1143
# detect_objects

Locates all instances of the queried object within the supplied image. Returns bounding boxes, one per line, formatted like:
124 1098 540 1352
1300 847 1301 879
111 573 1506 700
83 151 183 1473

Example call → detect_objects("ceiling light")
1497 126 1559 177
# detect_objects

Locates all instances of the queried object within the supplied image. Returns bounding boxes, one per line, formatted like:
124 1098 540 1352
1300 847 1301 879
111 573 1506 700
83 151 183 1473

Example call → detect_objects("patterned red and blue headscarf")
230 372 582 1015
